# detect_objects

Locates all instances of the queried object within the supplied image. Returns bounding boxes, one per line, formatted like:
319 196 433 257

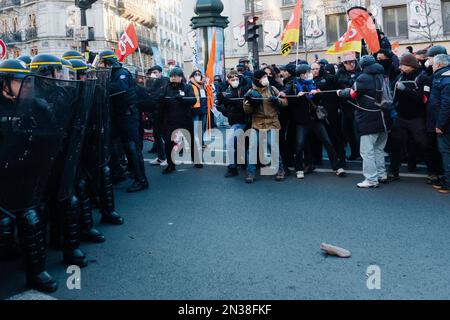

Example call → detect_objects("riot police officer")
97 50 149 193
30 54 89 267
17 55 32 68
0 59 58 292
62 50 85 61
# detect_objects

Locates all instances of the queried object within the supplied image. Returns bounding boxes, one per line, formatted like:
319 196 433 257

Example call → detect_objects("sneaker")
437 186 450 194
304 165 316 174
275 170 285 182
357 180 379 188
245 174 255 184
432 179 444 190
336 168 346 177
427 174 440 185
296 171 305 179
150 158 163 166
159 160 168 167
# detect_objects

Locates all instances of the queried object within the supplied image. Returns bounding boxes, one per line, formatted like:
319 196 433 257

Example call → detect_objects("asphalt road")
1 157 450 300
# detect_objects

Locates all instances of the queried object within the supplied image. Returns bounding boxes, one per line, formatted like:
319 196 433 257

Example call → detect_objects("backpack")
374 75 393 111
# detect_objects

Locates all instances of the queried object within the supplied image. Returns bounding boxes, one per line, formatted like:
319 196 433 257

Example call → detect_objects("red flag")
327 20 363 54
115 23 139 62
347 7 380 54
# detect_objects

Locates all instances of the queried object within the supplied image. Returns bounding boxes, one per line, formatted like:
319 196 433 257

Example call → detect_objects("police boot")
99 166 124 225
78 179 105 244
17 209 58 293
125 141 149 193
0 214 20 261
62 196 88 268
49 201 63 250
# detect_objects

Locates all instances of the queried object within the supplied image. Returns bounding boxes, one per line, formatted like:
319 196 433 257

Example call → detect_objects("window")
12 17 18 32
326 13 347 45
282 0 296 5
443 0 450 34
383 6 408 38
245 0 262 12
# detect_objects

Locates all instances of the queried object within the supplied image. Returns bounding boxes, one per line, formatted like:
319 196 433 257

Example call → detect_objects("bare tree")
408 0 442 45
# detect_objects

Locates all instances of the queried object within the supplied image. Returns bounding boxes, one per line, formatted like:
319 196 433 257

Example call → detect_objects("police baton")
109 91 127 98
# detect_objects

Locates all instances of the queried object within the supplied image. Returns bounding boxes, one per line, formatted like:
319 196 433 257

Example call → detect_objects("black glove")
268 96 279 105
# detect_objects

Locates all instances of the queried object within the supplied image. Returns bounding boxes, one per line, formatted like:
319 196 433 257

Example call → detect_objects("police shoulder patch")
120 74 127 80
442 71 450 77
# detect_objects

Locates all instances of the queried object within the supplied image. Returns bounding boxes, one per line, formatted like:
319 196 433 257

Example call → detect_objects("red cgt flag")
115 23 139 62
347 7 380 54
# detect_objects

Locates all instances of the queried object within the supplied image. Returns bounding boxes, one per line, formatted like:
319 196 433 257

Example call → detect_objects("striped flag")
327 21 362 54
280 0 301 56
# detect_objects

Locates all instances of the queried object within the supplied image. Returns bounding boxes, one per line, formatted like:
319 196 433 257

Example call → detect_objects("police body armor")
0 75 81 211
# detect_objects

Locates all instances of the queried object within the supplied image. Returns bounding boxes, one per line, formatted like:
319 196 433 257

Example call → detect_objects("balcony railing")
138 37 157 55
0 31 22 43
0 0 21 9
25 27 38 41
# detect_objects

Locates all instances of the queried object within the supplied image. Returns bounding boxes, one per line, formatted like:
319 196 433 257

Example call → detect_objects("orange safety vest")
191 82 214 109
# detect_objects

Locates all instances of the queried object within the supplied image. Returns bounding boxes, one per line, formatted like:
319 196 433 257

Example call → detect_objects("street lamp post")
250 0 259 70
75 0 97 54
190 0 229 79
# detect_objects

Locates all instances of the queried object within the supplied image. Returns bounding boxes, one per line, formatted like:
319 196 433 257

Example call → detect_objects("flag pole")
137 46 145 75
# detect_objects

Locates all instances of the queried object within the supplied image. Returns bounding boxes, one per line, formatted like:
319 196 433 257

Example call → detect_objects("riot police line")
0 50 134 293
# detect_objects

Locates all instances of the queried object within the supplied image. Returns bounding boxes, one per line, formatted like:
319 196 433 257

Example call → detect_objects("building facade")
182 0 450 73
0 0 178 71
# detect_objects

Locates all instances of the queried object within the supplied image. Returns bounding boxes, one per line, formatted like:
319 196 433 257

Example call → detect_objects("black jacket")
335 67 361 116
282 77 319 126
159 82 195 132
219 84 249 126
341 63 391 136
428 66 450 132
109 65 138 112
314 73 340 116
392 69 431 120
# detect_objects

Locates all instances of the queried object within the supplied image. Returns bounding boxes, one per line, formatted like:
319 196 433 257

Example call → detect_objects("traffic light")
75 0 97 9
245 16 259 42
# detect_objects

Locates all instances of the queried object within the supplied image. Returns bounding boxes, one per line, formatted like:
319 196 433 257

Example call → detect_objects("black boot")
78 179 105 244
17 209 58 293
99 166 124 225
124 141 149 193
225 167 238 178
62 196 88 268
0 214 20 261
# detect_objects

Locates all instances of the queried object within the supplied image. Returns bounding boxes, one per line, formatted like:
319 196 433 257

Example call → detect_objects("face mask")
425 60 431 68
307 73 313 81
230 80 239 88
378 60 391 70
150 74 158 79
260 78 270 87
194 76 202 82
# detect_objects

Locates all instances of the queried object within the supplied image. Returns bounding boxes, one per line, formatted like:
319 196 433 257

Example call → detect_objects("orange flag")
280 0 302 56
347 7 380 54
206 31 217 83
205 31 217 131
115 23 139 62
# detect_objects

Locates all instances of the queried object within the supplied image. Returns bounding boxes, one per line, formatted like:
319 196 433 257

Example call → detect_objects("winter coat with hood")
340 63 391 136
243 84 287 130
427 65 450 133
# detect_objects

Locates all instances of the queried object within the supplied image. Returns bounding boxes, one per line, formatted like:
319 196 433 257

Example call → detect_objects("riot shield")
81 69 111 177
57 78 96 201
0 75 82 212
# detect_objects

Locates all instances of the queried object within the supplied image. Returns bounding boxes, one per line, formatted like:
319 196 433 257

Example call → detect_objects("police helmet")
69 59 89 78
62 50 84 61
0 59 31 79
17 55 32 68
98 50 118 66
30 54 63 76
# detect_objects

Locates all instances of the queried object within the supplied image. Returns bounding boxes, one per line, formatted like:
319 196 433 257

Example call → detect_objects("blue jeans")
438 131 450 188
193 113 207 146
360 132 388 183
246 129 283 176
226 124 247 169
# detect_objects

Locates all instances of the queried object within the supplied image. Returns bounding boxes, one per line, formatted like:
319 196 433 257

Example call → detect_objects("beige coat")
243 85 288 130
